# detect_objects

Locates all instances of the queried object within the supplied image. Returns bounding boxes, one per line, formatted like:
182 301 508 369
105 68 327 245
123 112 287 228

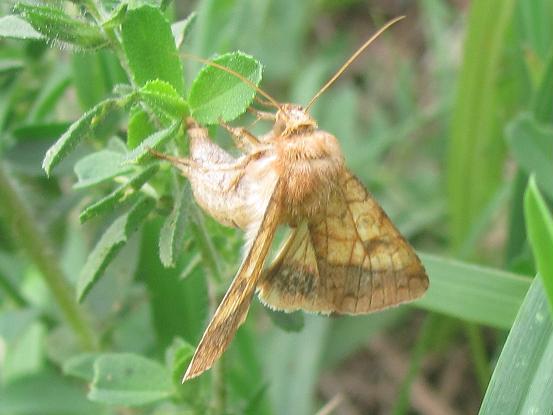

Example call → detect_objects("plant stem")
465 322 491 394
82 0 134 83
189 204 224 283
189 203 226 413
0 164 98 351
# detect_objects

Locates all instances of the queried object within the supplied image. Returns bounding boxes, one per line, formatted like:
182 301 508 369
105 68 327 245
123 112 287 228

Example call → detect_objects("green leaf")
139 80 189 119
479 277 553 415
26 67 72 123
13 3 108 49
2 322 45 383
524 176 553 313
80 164 159 222
265 309 305 332
532 48 553 123
71 53 112 109
0 59 24 75
0 370 102 415
171 12 197 49
264 315 328 415
165 338 194 386
127 107 156 149
73 149 133 189
77 196 155 301
88 353 173 406
63 353 100 382
447 0 516 250
42 96 132 176
188 51 263 124
140 219 208 347
0 15 43 40
102 2 128 30
121 5 184 94
506 113 553 199
159 183 190 267
12 122 71 141
416 253 531 329
124 120 181 164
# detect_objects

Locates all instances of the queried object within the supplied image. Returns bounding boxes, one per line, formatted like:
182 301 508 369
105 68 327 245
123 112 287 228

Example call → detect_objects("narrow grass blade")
447 0 516 250
479 277 553 415
524 176 553 313
416 254 531 329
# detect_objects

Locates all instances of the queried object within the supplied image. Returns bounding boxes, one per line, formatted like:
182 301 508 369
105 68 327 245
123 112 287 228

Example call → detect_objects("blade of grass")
524 176 553 313
416 253 531 329
447 0 516 251
479 277 553 415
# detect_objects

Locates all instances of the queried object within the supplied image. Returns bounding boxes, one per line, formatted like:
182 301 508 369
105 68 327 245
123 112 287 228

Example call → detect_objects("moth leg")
248 107 276 122
148 148 199 176
255 96 278 109
220 121 261 152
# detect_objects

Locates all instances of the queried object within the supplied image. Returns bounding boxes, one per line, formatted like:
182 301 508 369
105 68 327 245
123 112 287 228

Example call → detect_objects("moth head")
274 104 318 136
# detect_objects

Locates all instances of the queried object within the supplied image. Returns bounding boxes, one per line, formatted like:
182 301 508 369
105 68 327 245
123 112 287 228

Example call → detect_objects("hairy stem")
0 164 98 350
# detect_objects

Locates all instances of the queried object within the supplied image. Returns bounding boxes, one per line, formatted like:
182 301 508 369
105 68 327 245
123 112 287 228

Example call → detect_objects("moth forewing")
258 169 428 314
182 179 283 381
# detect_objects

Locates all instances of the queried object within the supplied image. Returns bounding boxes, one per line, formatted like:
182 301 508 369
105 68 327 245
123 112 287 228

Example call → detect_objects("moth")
154 16 428 382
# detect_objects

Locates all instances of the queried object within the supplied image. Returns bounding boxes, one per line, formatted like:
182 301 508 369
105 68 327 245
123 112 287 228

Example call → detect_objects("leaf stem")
0 164 98 351
81 0 134 84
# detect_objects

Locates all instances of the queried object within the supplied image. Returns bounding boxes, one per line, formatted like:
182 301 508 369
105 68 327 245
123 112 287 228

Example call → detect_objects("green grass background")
0 0 552 414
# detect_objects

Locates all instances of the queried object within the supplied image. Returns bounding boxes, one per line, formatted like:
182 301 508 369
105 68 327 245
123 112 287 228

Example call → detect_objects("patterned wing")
183 179 283 381
257 170 428 315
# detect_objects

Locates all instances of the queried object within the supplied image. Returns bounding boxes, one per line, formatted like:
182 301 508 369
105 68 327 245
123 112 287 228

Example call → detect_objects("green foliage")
479 278 553 415
417 254 531 329
13 3 108 49
525 177 553 313
121 5 184 93
189 52 263 124
506 115 553 199
447 0 516 252
0 15 43 40
0 0 552 414
42 97 132 176
77 196 155 301
89 353 173 406
159 183 191 268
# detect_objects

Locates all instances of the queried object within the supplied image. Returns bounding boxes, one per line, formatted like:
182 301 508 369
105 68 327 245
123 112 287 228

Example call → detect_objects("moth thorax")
276 131 344 222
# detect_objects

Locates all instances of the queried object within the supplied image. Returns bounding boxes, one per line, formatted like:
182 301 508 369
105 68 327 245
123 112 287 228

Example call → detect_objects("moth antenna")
305 15 406 112
182 53 282 112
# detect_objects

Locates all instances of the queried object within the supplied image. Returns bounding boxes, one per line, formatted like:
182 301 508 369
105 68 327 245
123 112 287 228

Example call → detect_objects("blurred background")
0 0 552 414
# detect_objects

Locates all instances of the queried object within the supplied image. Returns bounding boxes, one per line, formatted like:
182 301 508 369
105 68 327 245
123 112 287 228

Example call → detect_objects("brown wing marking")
257 170 428 315
182 180 283 381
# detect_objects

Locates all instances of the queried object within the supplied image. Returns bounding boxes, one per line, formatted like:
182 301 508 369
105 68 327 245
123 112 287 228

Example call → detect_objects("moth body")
269 104 345 223
182 118 277 231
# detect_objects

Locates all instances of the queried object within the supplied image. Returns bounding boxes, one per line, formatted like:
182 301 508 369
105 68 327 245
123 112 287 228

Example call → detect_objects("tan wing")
183 180 283 381
257 170 428 315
